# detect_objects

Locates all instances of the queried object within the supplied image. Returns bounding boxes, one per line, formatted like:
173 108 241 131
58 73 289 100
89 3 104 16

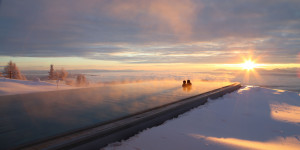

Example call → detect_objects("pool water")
0 80 232 149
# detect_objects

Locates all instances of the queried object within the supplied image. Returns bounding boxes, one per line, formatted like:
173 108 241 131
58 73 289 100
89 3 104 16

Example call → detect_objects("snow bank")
104 86 300 150
0 78 76 96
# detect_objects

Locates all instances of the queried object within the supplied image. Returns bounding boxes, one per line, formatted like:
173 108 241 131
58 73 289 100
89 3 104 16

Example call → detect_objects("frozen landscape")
104 86 300 150
0 75 299 150
1 0 300 149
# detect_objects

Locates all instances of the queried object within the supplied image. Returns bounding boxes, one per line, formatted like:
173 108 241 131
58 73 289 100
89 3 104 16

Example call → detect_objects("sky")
0 0 299 71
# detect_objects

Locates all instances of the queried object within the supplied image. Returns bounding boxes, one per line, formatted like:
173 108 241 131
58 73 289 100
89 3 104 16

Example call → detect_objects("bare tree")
3 61 26 80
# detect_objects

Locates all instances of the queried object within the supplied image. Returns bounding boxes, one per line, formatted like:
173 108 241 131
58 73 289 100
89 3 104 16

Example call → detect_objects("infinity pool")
0 80 232 149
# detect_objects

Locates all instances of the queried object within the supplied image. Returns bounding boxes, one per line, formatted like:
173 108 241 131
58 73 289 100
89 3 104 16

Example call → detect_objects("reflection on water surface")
0 80 231 149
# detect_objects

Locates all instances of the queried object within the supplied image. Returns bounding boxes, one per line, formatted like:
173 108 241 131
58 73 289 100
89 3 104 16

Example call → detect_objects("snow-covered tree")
76 74 88 86
3 61 26 80
57 68 68 80
48 65 68 80
48 64 55 80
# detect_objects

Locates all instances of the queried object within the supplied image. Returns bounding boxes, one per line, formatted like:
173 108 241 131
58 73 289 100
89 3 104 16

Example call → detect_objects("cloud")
105 0 199 39
0 0 299 64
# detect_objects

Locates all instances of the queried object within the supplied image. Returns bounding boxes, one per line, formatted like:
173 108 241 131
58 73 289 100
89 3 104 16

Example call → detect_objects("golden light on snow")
270 103 300 123
189 134 300 150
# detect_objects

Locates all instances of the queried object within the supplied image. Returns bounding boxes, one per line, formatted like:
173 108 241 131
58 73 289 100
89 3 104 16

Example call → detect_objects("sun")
242 60 256 70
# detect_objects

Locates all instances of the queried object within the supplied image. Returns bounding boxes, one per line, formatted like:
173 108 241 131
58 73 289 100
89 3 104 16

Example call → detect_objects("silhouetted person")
187 80 192 85
182 80 187 87
182 80 192 92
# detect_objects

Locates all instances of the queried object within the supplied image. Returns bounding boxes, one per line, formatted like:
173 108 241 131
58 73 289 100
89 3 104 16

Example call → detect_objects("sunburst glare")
241 59 257 70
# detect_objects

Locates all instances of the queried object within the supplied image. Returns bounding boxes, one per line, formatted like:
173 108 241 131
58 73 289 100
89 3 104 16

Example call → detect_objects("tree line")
48 64 68 80
1 61 88 86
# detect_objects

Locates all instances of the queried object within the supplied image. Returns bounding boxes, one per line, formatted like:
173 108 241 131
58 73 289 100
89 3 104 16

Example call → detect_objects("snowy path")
104 86 300 150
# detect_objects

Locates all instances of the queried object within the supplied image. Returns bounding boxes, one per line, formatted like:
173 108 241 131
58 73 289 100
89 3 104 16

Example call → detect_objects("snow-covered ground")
0 77 76 96
104 86 300 150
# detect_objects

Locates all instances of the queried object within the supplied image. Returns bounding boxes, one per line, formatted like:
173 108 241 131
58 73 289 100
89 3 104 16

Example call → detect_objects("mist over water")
23 69 300 92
